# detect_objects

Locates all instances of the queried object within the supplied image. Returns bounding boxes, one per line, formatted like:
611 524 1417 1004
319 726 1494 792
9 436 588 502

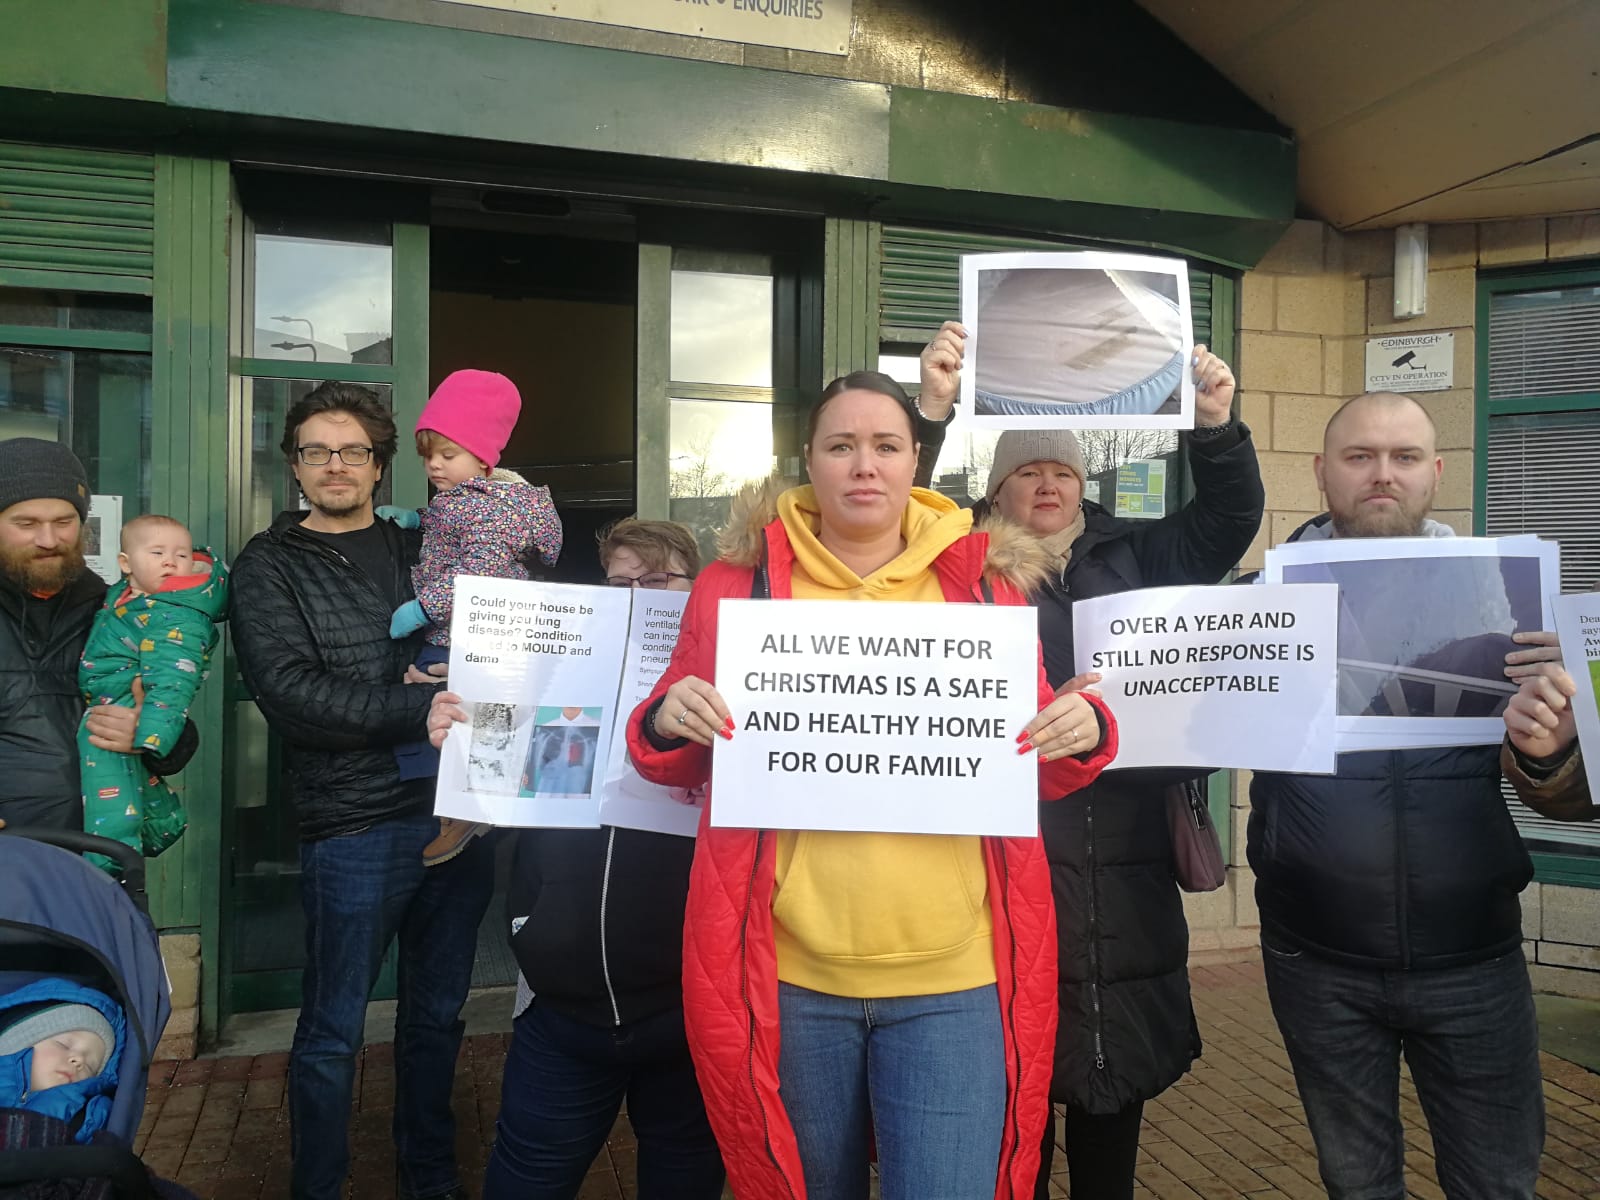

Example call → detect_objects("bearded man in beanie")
0 438 198 831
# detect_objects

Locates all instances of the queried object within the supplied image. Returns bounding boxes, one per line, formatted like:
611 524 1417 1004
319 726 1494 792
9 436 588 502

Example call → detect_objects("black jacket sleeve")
143 719 199 778
913 406 956 491
1125 421 1266 586
230 548 434 752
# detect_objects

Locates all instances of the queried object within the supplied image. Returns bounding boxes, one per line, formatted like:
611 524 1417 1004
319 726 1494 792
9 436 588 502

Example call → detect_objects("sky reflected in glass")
253 233 392 365
670 271 771 386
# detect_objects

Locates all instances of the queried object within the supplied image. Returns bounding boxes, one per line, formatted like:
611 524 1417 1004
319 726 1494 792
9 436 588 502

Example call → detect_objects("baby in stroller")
0 983 122 1140
0 829 197 1200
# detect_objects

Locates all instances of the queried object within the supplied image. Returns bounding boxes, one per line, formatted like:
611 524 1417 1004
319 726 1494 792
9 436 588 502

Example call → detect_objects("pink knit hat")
416 370 521 468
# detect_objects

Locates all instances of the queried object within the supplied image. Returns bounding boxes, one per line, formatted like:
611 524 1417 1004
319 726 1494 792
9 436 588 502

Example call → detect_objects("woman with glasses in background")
429 517 725 1200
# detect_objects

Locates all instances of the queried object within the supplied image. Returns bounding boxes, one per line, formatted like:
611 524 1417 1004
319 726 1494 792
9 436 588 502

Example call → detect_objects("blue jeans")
288 813 495 1200
777 982 1006 1200
483 1001 724 1200
1262 937 1544 1200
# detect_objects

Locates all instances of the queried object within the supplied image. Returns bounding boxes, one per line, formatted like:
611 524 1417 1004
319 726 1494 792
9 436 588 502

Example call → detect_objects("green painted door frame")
148 154 232 1037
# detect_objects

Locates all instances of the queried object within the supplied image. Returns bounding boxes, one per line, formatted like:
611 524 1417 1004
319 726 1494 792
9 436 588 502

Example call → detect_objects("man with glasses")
230 381 491 1200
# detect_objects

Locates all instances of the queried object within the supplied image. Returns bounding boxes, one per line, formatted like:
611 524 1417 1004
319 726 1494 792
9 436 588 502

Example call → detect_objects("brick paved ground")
133 953 1600 1199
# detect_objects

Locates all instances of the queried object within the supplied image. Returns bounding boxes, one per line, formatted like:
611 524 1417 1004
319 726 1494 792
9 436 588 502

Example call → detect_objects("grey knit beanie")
0 1002 114 1072
985 430 1088 503
0 438 90 521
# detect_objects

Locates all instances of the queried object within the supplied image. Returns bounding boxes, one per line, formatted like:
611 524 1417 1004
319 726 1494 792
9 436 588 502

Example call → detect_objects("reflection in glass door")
645 248 803 561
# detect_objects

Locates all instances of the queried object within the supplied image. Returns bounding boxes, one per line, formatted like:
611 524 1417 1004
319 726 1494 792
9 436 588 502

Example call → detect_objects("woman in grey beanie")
965 342 1265 1200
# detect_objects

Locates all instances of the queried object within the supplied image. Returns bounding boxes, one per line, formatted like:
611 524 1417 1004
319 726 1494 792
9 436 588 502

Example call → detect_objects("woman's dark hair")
806 370 919 447
280 380 399 472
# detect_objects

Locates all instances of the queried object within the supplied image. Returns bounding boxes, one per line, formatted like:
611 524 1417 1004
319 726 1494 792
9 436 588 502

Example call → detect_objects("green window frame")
0 290 156 513
1474 262 1600 888
231 216 430 506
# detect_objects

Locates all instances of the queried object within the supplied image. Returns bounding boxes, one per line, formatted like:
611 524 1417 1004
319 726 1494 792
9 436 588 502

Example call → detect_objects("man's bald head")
1314 391 1443 538
1324 392 1436 456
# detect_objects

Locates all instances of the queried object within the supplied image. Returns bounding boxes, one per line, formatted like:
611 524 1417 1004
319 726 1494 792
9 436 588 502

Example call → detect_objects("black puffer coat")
0 571 197 831
508 825 697 1028
230 512 435 841
1248 516 1533 970
1005 423 1264 1114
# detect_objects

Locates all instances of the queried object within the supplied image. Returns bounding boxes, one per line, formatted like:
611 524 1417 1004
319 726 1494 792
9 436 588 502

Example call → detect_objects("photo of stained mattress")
973 268 1186 418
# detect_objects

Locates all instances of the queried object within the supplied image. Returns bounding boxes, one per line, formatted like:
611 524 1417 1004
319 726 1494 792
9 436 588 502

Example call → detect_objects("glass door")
636 245 808 558
223 213 407 1012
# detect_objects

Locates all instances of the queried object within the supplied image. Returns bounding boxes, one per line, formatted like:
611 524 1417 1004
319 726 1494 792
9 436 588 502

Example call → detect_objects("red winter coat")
626 491 1118 1200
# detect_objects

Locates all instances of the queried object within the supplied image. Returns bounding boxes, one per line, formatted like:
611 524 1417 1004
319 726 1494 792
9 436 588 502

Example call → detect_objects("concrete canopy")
1136 0 1600 230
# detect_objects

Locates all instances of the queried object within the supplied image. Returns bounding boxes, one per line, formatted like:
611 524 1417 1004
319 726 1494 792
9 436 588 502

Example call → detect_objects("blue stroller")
0 827 177 1199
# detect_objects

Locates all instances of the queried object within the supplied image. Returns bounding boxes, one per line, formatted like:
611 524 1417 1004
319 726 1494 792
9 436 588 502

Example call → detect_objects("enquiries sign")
438 0 852 55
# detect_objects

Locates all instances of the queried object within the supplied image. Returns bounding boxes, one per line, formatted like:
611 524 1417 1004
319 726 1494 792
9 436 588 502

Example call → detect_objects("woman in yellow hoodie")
625 372 1118 1200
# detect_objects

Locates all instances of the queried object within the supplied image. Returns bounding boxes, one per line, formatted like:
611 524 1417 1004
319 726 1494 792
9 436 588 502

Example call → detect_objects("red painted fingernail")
1038 752 1052 763
1015 729 1030 744
725 716 736 731
1017 740 1033 755
719 728 734 741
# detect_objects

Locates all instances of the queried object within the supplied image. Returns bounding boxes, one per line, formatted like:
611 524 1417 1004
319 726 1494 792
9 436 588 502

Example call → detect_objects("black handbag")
1168 777 1226 893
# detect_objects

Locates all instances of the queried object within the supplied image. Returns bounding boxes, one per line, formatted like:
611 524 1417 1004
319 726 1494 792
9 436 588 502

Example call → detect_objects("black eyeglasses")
605 572 692 590
296 445 374 466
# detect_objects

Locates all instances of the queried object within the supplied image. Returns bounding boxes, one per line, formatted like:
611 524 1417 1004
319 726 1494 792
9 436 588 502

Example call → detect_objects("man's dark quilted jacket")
0 571 198 831
229 512 435 841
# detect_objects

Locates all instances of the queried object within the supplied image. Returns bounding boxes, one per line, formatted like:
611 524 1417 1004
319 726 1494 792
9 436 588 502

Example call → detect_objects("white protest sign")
711 599 1041 836
597 589 703 837
1072 583 1339 774
1552 592 1600 804
436 577 631 827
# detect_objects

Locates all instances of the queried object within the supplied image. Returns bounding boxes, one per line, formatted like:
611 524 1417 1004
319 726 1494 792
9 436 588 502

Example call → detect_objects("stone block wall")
156 933 200 1060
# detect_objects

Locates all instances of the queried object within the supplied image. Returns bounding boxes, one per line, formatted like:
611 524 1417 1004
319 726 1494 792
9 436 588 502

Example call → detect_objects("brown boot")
423 818 490 867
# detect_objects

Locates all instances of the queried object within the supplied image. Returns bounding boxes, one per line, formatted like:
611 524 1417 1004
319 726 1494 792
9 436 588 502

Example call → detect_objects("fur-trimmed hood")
715 476 1053 596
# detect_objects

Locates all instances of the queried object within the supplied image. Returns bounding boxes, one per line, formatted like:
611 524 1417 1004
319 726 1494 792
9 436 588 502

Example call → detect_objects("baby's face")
118 527 194 594
29 1030 106 1092
423 436 489 493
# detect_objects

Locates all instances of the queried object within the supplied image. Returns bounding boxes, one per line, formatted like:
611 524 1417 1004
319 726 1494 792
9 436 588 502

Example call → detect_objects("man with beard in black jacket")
0 438 197 832
1249 391 1586 1200
229 383 492 1200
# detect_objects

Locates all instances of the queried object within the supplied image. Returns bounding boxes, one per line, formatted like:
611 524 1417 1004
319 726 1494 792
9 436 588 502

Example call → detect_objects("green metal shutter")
0 141 156 294
879 225 1214 349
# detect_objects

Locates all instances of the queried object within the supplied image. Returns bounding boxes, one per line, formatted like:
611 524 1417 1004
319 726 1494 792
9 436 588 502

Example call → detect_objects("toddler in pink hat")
384 371 563 861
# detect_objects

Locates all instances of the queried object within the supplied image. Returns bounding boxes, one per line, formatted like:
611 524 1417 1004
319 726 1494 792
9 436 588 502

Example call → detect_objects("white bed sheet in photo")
956 250 1195 432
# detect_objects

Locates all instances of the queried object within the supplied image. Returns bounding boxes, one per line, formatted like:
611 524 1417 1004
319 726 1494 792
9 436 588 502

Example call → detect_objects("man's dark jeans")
1262 936 1544 1200
288 813 495 1200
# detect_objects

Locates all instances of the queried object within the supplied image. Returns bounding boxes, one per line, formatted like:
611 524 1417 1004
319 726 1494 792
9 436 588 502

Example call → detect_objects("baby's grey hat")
0 1002 114 1068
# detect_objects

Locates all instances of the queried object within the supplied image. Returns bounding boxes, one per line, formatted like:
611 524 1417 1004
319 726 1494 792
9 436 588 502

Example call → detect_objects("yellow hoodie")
770 485 997 998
